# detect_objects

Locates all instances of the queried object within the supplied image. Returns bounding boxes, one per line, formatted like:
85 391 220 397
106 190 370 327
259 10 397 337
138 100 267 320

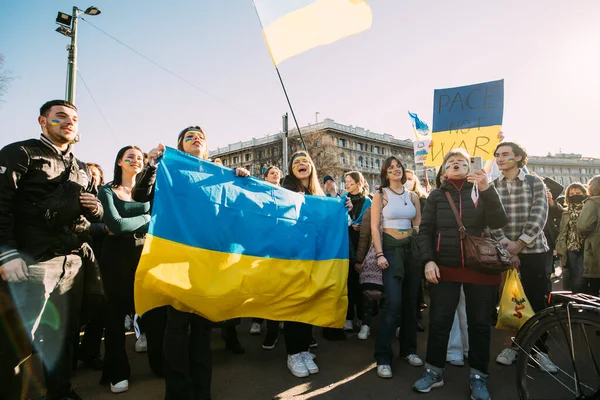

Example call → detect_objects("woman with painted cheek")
136 126 250 400
97 146 150 393
413 149 508 399
556 182 588 293
248 166 283 345
370 157 423 379
281 150 355 378
339 172 372 337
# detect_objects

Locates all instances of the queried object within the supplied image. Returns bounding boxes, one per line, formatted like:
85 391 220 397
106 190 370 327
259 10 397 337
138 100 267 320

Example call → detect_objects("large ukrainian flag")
134 148 349 328
253 0 372 65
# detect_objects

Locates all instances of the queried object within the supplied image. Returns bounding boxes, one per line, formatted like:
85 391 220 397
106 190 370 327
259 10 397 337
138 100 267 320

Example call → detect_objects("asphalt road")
68 312 521 400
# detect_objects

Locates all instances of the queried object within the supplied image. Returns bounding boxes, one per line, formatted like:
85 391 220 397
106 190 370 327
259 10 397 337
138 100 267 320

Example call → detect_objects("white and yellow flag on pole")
253 0 372 65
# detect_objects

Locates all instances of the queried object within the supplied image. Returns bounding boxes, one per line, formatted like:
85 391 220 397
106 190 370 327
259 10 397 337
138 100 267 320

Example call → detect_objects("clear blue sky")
1 0 599 179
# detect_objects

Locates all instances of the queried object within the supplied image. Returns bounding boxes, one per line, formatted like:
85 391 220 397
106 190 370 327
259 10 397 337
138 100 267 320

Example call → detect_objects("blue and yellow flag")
253 0 373 65
134 148 349 328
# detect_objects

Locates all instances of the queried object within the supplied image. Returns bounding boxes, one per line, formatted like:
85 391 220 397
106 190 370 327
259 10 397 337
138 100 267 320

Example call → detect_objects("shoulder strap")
525 174 535 192
444 191 467 233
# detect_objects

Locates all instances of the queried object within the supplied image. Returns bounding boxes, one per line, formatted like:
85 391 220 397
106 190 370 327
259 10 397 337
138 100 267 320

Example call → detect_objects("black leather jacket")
0 136 103 266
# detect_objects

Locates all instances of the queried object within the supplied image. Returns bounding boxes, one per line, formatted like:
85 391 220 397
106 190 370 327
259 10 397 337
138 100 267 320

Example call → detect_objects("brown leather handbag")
444 191 512 274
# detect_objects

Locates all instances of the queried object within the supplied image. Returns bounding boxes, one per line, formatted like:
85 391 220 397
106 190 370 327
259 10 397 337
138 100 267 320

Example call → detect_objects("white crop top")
381 188 416 230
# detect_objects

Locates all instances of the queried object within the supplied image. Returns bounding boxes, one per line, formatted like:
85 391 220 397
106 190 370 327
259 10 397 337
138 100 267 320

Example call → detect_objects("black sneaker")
262 334 278 350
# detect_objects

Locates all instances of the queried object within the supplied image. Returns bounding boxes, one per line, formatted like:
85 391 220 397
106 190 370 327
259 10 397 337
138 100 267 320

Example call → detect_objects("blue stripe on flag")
253 0 317 27
150 147 349 261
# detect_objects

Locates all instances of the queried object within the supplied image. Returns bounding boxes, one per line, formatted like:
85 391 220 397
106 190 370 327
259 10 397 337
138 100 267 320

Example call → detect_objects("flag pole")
251 0 307 150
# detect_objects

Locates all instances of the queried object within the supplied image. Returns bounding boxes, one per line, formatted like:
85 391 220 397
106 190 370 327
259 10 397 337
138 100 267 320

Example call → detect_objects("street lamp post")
55 6 101 105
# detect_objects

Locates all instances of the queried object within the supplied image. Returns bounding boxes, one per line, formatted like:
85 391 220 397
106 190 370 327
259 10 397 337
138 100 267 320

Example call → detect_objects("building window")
357 142 363 151
373 146 380 154
233 156 239 164
222 159 228 166
358 156 363 167
338 138 346 147
273 148 278 156
376 159 380 169
581 168 587 174
245 154 251 162
371 158 374 169
596 168 600 174
339 152 346 164
538 167 544 173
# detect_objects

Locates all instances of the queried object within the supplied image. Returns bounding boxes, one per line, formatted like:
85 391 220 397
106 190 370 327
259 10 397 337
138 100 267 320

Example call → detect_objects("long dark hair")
111 145 143 187
379 156 406 192
285 150 324 196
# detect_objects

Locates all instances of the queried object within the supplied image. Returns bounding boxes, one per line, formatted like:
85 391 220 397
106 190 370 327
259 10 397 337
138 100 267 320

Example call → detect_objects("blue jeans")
566 251 585 293
374 249 403 366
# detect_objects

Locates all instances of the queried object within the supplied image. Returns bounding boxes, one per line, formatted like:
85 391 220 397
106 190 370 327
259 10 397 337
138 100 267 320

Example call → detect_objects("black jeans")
519 252 551 313
7 255 84 399
164 307 212 400
346 264 364 321
426 281 496 374
141 306 168 377
284 322 312 355
79 308 105 361
99 236 144 384
565 251 585 293
399 256 423 357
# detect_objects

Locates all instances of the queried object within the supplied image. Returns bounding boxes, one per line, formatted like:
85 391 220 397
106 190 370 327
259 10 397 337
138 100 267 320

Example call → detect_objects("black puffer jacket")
418 179 508 268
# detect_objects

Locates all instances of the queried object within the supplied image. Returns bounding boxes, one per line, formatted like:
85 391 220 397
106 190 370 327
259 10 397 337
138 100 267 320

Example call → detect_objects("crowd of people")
1 99 599 400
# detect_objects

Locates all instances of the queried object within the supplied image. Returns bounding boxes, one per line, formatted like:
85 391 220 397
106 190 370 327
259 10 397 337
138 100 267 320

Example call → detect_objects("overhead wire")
80 17 266 125
77 68 120 144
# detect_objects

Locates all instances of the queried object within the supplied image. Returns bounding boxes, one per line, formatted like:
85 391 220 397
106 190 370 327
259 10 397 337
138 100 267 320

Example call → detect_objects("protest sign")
425 79 504 167
413 140 430 164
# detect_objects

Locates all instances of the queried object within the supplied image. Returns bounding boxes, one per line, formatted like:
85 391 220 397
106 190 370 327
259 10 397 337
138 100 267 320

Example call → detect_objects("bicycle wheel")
516 306 600 400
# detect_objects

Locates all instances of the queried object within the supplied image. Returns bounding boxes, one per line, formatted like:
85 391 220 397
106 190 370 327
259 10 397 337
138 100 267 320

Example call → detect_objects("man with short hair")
490 142 557 373
323 175 339 197
0 100 103 400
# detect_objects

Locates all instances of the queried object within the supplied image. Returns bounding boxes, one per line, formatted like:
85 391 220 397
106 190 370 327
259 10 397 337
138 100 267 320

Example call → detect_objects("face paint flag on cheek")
184 137 194 144
50 120 60 126
124 159 131 164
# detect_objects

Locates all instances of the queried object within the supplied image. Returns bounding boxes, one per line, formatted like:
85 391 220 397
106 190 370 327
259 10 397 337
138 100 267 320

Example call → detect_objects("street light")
54 5 101 104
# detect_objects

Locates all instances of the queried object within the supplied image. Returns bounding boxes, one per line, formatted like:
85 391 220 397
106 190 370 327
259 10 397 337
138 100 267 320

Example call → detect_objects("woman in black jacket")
412 148 508 400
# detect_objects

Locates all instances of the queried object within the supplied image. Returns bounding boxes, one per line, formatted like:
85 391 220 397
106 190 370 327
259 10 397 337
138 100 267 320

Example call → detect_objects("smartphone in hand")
470 156 483 172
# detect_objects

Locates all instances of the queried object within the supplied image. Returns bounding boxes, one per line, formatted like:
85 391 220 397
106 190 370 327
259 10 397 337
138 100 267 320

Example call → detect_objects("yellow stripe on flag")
260 0 372 65
135 234 349 328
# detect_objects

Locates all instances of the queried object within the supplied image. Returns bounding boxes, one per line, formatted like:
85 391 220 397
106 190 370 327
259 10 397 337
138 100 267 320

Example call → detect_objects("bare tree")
0 55 13 104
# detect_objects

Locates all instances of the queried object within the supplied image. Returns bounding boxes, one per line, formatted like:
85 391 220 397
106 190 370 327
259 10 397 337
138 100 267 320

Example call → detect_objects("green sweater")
98 185 150 235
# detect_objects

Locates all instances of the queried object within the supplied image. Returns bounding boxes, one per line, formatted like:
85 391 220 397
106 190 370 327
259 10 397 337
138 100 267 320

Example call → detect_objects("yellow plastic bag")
495 269 535 331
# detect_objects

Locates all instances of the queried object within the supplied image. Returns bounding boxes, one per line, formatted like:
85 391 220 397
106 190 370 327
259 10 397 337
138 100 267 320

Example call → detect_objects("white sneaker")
110 380 129 393
343 320 354 331
496 348 518 365
135 333 147 353
300 351 319 374
287 353 309 378
357 325 370 340
535 352 558 373
395 327 400 338
377 364 393 379
249 322 262 335
405 354 424 367
448 359 465 367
